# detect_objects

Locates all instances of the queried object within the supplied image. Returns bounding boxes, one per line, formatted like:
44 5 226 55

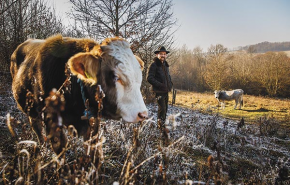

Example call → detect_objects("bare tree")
68 0 176 101
247 45 257 53
0 0 64 72
253 52 290 96
169 45 210 92
204 44 229 90
0 0 19 15
192 46 207 91
68 0 176 61
69 0 176 42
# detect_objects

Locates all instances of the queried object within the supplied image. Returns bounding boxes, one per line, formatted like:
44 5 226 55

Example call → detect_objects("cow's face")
214 90 221 99
68 38 148 123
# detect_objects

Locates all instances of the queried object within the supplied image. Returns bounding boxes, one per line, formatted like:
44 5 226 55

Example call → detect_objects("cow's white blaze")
214 90 220 99
105 40 148 122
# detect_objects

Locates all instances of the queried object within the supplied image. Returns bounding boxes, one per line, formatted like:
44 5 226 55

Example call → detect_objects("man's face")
157 51 167 62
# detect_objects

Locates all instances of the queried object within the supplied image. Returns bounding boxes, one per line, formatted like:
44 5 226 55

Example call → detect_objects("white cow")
214 89 244 109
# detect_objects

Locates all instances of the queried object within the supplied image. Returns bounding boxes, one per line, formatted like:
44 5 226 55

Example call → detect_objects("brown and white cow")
11 35 148 153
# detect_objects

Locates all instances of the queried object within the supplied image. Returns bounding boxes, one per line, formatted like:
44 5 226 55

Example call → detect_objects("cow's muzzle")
137 111 148 121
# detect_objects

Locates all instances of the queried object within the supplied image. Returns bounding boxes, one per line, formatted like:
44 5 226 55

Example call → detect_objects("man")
147 46 173 123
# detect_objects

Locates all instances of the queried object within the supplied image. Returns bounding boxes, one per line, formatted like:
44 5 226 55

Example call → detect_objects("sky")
51 0 290 51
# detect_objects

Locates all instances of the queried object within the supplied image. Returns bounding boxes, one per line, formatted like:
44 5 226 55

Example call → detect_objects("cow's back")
220 89 243 101
35 35 96 96
10 39 44 79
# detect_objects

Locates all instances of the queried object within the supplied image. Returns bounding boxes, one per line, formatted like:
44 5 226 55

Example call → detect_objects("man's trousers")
156 92 168 121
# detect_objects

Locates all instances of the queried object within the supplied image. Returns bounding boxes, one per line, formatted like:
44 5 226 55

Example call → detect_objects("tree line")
170 45 290 97
0 0 65 72
242 41 290 53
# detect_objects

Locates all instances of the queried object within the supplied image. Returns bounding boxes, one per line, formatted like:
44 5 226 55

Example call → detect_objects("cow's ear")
68 53 100 85
135 55 144 71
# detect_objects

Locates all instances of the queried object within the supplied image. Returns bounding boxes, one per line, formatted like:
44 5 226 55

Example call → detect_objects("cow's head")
214 90 221 99
68 37 148 123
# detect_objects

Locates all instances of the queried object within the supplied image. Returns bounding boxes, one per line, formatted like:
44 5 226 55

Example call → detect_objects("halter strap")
77 57 103 120
77 78 94 120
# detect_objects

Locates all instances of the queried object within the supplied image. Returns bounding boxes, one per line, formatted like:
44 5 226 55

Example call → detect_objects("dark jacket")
147 57 173 93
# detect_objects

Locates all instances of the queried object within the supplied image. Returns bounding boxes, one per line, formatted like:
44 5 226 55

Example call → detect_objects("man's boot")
157 119 170 147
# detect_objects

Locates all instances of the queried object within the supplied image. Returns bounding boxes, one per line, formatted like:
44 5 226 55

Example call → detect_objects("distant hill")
241 41 290 53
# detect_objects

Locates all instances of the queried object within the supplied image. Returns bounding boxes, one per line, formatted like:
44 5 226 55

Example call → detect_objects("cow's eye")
116 77 124 85
113 74 119 82
112 73 124 85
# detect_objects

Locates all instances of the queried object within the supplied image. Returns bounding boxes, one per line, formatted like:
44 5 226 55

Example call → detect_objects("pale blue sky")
52 0 290 50
172 0 290 50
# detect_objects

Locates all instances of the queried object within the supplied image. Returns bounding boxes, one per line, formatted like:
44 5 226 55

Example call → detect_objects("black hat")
154 46 170 54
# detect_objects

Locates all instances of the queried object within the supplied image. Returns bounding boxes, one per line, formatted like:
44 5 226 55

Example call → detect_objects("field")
284 50 290 57
169 90 290 128
1 82 290 184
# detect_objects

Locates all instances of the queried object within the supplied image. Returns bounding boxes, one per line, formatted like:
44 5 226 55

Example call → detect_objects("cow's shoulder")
11 39 44 65
10 39 45 78
38 35 98 59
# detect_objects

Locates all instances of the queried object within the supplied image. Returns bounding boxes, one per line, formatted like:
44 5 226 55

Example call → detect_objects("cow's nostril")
138 112 148 120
